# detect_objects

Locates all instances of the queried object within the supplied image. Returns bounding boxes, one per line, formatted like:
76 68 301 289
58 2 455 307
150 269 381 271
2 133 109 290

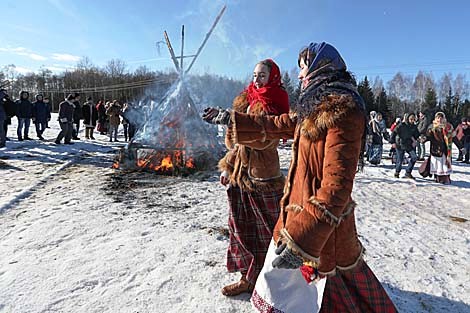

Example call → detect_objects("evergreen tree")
443 87 453 120
282 71 296 106
357 76 376 113
424 88 438 110
375 87 392 123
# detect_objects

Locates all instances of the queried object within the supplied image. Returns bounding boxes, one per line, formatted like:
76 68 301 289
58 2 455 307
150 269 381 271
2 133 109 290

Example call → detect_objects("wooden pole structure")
185 5 226 75
180 25 185 76
163 31 181 73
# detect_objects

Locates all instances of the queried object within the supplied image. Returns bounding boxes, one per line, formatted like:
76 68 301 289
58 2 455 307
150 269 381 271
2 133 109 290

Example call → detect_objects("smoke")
124 78 223 157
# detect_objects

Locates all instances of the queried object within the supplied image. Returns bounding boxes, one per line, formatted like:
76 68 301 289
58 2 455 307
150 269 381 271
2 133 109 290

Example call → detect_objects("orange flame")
154 155 173 171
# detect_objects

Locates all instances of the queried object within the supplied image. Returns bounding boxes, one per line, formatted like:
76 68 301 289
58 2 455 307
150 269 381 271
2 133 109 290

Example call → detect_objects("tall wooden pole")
185 5 226 75
164 31 181 73
180 25 185 77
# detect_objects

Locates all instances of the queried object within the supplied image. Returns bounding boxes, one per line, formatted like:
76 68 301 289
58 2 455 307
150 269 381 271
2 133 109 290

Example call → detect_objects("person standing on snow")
55 94 75 145
15 90 33 141
427 112 454 184
390 113 420 178
106 100 121 142
203 42 396 313
72 93 82 140
204 59 289 297
32 94 50 140
82 96 98 140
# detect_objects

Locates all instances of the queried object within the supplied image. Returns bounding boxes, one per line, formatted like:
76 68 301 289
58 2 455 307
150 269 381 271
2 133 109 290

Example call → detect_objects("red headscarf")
245 59 289 115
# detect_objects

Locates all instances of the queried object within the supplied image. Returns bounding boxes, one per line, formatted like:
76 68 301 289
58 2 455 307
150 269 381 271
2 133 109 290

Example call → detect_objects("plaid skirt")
226 186 283 285
320 260 397 313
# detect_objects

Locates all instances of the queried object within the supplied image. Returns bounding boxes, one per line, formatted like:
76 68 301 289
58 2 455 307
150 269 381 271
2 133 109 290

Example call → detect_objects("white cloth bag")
251 240 326 313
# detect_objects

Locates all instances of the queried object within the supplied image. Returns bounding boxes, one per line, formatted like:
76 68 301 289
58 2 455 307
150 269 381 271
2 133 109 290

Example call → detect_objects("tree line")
282 70 470 126
2 57 469 126
0 58 245 113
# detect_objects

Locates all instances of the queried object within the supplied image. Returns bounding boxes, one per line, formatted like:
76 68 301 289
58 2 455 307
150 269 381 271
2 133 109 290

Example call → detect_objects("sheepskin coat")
231 93 365 275
218 92 285 192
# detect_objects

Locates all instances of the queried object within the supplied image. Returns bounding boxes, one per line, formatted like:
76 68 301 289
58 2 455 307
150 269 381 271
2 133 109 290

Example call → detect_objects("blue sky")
1 0 470 83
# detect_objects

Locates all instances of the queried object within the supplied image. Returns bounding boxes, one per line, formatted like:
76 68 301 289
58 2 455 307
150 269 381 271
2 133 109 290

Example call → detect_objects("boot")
221 275 254 296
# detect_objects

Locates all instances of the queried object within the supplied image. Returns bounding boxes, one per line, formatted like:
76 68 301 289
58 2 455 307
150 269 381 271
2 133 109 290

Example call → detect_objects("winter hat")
461 117 468 123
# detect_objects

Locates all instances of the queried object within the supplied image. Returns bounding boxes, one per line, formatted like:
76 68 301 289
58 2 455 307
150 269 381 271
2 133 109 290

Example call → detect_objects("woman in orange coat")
215 59 289 296
204 42 396 312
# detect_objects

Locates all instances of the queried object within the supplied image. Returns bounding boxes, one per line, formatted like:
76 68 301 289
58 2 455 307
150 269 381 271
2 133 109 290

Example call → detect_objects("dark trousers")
17 117 31 139
123 124 129 141
453 138 463 160
72 121 80 138
56 122 73 143
0 119 5 146
395 149 417 174
35 122 47 137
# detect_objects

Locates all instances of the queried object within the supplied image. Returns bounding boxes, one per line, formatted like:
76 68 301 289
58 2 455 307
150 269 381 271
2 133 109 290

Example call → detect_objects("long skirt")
319 260 397 313
429 155 452 176
251 240 326 313
368 144 383 165
226 186 282 285
429 154 452 184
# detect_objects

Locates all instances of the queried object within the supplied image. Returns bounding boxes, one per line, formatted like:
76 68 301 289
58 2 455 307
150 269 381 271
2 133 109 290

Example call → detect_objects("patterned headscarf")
294 42 364 119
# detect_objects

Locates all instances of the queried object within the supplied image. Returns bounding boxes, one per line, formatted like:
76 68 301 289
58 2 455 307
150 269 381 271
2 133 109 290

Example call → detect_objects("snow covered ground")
0 114 469 313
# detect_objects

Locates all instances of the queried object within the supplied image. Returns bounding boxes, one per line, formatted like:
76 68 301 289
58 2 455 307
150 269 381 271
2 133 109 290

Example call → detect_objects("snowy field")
0 114 469 313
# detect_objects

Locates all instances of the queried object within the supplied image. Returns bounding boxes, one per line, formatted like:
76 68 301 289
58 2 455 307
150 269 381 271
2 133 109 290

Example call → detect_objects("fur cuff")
308 198 356 227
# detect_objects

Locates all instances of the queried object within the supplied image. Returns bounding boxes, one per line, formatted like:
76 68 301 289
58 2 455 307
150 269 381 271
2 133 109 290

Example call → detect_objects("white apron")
251 240 326 313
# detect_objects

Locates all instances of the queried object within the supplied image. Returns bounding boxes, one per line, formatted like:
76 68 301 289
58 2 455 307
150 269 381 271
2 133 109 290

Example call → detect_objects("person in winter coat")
460 118 470 164
0 89 14 147
32 94 51 140
82 97 98 139
203 42 396 313
207 59 289 297
120 103 131 142
416 112 428 160
390 113 420 178
454 117 468 161
427 112 454 184
55 94 75 145
368 112 387 165
44 96 52 128
96 100 107 135
15 90 33 141
72 93 82 140
106 100 121 142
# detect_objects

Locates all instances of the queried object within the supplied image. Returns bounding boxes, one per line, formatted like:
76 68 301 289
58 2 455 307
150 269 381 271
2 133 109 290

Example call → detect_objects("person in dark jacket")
454 117 468 161
55 94 75 144
390 112 420 178
0 89 13 147
460 118 470 164
96 100 107 135
15 90 33 141
82 97 98 139
44 96 52 128
416 111 428 160
32 94 51 140
72 93 82 140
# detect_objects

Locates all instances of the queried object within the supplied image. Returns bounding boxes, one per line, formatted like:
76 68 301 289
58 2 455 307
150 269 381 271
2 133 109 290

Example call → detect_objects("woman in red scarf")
217 59 289 296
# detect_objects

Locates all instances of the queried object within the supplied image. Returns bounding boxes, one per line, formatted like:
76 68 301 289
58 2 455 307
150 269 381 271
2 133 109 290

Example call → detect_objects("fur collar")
300 94 359 142
232 92 265 115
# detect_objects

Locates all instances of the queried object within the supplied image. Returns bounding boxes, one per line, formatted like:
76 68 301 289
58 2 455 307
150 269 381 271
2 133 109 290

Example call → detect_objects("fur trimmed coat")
230 94 364 275
218 92 285 192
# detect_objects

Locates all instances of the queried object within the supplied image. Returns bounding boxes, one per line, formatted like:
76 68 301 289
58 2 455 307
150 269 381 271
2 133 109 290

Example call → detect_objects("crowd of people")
366 109 470 184
0 90 138 147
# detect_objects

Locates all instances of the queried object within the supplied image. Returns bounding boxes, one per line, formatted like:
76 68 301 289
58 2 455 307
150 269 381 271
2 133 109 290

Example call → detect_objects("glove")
272 243 303 269
202 107 231 125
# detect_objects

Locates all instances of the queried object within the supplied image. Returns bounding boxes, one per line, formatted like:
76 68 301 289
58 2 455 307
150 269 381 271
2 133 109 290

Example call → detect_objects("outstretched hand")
202 107 231 125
